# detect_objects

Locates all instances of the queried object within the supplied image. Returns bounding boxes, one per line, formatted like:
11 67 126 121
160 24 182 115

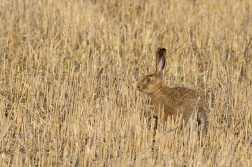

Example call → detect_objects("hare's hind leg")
188 110 199 132
197 108 208 133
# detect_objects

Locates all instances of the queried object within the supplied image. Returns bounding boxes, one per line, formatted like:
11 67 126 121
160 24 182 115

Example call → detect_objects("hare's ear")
156 47 166 73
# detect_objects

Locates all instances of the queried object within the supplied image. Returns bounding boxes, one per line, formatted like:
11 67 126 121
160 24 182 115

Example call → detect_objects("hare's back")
164 86 205 106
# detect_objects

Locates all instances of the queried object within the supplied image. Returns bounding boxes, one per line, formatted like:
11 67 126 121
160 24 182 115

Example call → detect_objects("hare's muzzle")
137 83 140 90
137 81 144 92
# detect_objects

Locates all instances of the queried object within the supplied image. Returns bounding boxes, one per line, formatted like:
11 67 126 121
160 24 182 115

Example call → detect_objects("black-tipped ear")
156 47 166 72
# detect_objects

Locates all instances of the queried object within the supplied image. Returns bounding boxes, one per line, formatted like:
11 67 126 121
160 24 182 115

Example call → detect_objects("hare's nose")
137 84 140 89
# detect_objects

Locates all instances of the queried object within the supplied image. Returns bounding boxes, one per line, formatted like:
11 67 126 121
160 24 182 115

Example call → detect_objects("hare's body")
137 47 208 127
150 86 207 124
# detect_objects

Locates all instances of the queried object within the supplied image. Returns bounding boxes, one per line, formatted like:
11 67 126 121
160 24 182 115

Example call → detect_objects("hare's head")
137 47 167 94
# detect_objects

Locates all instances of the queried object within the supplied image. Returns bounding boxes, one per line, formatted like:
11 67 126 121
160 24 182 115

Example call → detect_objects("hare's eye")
147 77 152 82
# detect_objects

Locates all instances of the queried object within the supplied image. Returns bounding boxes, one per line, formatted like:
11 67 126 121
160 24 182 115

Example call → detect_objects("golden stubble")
0 0 251 166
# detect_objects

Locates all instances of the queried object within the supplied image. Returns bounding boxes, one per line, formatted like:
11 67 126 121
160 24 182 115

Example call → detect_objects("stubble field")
0 0 251 166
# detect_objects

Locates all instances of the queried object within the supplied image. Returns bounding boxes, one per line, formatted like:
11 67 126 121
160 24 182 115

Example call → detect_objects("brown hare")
137 47 208 129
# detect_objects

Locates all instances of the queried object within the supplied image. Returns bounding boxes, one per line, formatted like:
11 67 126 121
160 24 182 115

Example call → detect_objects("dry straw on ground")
0 0 251 166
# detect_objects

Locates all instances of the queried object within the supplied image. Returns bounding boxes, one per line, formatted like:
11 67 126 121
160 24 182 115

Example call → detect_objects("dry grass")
0 0 251 166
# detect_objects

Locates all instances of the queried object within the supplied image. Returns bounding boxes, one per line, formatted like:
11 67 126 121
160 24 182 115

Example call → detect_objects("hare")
137 47 208 129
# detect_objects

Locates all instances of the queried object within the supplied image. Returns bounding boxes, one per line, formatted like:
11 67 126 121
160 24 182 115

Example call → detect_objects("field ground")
0 0 251 166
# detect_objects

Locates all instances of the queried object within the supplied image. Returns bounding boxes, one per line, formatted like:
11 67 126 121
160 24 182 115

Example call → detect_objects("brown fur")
137 47 208 128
